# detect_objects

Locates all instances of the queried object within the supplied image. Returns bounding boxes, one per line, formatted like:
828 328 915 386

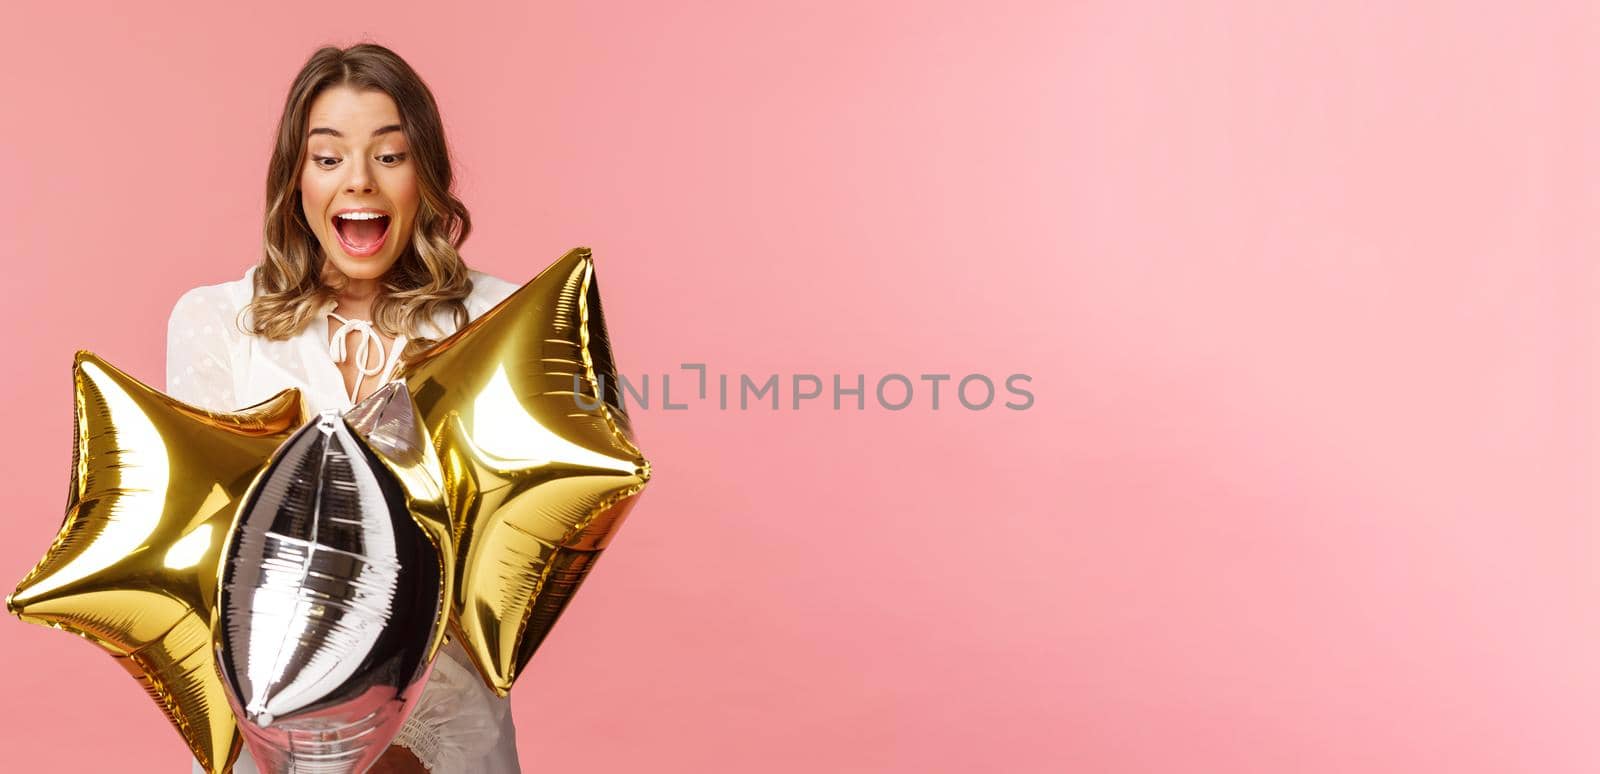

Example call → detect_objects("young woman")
166 43 523 774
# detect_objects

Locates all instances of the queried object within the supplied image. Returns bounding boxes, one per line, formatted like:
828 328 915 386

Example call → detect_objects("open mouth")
332 212 392 257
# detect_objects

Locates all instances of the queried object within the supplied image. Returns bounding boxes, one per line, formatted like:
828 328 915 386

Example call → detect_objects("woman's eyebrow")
306 123 403 138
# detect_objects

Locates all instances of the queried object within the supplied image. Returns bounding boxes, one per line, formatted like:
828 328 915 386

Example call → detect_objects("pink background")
2 2 1596 771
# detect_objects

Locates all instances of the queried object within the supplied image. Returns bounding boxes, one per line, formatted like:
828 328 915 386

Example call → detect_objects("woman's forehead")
307 87 403 136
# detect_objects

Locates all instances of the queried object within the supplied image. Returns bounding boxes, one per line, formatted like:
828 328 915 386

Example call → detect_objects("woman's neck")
329 273 383 319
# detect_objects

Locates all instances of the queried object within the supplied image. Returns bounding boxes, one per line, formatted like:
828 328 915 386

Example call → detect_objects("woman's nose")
345 166 376 193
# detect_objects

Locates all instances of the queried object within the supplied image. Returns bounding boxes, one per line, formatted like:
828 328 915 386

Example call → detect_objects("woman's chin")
323 248 399 282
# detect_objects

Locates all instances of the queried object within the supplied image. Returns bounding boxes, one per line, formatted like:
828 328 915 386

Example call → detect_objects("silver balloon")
215 383 446 774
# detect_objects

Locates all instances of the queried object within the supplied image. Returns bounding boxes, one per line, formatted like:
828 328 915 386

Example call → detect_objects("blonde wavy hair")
246 43 473 363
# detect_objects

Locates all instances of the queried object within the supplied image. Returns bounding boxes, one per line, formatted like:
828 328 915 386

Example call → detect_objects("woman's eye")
312 153 404 168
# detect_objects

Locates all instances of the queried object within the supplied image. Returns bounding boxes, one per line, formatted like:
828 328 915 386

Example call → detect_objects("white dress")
167 264 524 774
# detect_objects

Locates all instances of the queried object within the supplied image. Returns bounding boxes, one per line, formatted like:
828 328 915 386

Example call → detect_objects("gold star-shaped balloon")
7 352 306 774
396 246 652 696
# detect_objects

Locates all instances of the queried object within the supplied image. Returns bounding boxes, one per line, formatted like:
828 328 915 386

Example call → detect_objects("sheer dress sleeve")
165 286 239 412
391 637 515 771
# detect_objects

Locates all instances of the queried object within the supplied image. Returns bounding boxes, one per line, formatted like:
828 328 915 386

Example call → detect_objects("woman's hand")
367 744 429 773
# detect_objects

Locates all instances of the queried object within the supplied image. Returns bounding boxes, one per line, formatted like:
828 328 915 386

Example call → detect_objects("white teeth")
336 212 388 221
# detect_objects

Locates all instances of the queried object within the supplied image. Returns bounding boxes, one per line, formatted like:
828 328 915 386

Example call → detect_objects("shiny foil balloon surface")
215 384 445 774
6 351 306 774
395 247 652 696
342 381 454 665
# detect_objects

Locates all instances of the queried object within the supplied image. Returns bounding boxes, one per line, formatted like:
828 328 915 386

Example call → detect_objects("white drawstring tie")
327 311 388 405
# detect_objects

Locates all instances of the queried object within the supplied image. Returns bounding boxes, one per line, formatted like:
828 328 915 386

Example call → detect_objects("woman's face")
299 85 420 285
